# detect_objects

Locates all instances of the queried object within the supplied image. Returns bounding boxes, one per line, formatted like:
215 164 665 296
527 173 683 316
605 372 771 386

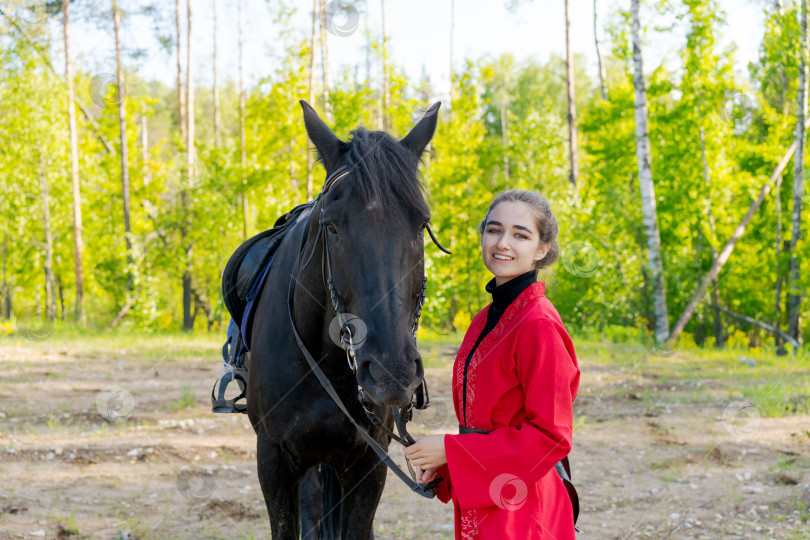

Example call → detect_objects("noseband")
287 165 450 498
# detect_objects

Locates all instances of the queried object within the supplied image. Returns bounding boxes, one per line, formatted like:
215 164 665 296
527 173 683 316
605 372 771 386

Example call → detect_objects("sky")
62 0 770 102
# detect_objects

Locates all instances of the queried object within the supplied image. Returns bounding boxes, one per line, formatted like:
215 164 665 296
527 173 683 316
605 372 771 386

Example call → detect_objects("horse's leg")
338 455 387 540
256 435 302 540
300 465 323 540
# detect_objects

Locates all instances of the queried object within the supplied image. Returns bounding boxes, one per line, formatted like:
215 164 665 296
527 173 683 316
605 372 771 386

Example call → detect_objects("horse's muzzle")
357 353 422 408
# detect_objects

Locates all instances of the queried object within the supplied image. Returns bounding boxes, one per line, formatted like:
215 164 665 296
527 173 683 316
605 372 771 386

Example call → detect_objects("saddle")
213 201 315 414
221 200 317 327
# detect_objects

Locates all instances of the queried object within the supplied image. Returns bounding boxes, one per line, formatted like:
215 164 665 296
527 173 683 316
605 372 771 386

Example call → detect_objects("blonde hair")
479 190 560 270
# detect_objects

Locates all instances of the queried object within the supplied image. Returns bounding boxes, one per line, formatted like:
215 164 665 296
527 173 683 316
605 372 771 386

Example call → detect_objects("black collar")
485 270 538 312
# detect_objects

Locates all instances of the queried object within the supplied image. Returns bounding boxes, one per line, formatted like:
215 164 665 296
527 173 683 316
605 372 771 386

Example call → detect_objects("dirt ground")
0 336 808 539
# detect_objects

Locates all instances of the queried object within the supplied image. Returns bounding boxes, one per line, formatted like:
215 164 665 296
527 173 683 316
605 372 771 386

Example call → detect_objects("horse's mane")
341 128 429 219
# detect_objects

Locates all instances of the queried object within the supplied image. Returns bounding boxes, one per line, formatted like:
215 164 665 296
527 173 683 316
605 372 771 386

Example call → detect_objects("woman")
404 190 580 539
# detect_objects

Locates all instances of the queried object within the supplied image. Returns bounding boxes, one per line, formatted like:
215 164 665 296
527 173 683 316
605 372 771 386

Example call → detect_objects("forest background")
0 0 808 354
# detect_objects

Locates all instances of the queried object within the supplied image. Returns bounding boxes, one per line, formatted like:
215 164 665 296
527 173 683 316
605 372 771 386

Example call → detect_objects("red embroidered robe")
434 281 580 539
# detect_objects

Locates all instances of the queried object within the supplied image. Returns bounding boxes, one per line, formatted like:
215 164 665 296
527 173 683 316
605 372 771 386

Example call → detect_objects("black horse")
246 100 441 539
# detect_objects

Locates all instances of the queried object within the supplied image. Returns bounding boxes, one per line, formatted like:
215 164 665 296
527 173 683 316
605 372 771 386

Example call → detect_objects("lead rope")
289 165 449 497
287 234 440 497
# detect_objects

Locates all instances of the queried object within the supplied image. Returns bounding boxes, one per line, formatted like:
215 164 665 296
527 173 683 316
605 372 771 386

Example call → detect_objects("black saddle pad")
222 200 316 324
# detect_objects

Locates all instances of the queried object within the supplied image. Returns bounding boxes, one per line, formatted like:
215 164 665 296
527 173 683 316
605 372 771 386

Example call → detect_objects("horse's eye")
326 224 338 235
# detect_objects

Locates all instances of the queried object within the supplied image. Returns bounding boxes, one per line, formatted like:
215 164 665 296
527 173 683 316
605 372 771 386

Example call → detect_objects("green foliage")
0 0 807 349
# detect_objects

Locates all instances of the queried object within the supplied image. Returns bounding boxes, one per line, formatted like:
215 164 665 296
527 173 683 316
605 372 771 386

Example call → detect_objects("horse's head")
298 100 440 407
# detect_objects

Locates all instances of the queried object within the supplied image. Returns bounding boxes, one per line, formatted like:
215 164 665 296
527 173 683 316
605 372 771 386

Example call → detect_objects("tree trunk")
2 231 9 320
449 0 455 109
63 0 84 324
564 0 579 187
186 0 195 175
141 114 150 186
631 0 669 343
307 0 317 200
381 0 390 130
175 0 186 147
593 0 607 100
183 0 195 331
365 6 371 88
500 98 510 182
288 89 297 192
319 0 332 121
669 116 810 343
38 154 56 320
775 174 785 352
697 99 723 347
238 0 248 239
213 0 221 148
787 0 808 343
113 0 133 294
56 272 64 320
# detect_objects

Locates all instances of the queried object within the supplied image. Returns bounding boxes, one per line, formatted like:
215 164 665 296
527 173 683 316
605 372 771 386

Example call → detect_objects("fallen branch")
108 288 141 330
668 116 810 344
709 304 800 349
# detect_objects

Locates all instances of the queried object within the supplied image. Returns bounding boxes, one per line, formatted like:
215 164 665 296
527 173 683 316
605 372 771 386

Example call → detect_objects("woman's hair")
479 190 560 270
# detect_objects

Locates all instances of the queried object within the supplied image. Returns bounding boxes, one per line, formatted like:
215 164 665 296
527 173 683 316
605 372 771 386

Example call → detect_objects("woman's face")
481 201 549 286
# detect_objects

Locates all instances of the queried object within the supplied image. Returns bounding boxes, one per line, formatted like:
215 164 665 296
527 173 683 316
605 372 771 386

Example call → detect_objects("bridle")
286 165 450 498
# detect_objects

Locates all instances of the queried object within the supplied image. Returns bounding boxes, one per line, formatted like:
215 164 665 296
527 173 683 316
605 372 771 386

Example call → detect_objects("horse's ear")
300 100 342 172
400 102 441 160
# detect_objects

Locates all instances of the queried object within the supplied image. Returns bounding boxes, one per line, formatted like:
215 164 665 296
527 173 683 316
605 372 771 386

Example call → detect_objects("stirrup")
211 370 247 414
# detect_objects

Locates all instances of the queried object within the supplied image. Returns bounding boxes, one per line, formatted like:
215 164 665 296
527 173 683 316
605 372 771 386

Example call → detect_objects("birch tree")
112 0 133 286
182 0 195 330
38 153 55 320
62 0 84 324
788 0 808 342
175 0 186 147
631 0 669 343
380 0 390 130
564 0 578 186
212 0 220 148
238 0 248 238
306 0 317 199
319 0 331 121
593 0 607 100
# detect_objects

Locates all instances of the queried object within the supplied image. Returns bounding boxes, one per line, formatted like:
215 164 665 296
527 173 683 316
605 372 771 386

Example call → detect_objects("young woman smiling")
405 190 580 539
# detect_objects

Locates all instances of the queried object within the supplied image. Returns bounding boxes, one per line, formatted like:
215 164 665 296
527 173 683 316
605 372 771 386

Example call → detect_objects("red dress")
434 281 580 539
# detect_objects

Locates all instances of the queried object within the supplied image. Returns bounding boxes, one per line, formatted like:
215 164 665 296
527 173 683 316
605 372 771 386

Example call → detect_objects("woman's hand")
404 434 447 472
416 466 439 484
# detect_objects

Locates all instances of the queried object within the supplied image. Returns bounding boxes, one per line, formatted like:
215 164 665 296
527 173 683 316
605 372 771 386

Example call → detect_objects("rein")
286 165 448 499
